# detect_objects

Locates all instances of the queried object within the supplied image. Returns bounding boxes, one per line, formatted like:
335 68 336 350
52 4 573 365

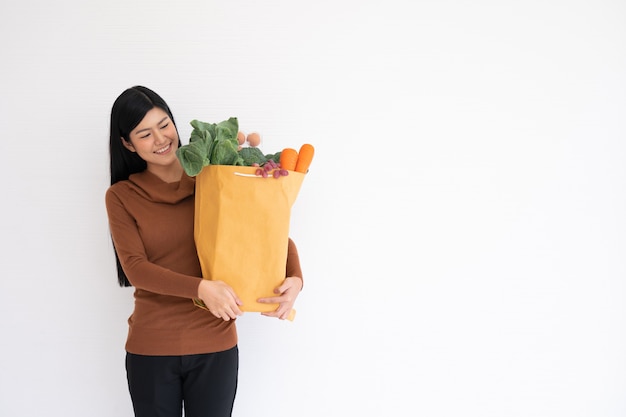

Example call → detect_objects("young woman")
105 86 304 417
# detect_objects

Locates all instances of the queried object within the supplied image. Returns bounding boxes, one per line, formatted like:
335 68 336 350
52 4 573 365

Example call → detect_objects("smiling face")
123 107 181 180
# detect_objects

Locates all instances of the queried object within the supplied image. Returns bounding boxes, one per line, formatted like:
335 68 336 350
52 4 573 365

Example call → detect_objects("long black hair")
109 86 181 286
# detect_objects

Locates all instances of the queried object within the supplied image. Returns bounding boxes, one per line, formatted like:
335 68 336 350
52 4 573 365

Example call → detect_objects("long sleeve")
286 237 303 284
105 188 201 299
104 171 237 356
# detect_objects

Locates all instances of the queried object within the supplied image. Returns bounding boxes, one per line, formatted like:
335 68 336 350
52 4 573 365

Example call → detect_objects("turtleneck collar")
128 170 195 204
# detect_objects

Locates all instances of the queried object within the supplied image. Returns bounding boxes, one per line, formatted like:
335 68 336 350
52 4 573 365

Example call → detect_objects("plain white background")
1 0 625 416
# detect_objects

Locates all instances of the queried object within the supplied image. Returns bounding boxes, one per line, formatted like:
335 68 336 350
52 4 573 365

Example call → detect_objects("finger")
211 305 240 321
224 304 243 320
262 308 295 321
257 296 283 304
226 287 243 306
278 307 295 320
276 280 297 294
210 310 224 320
231 304 243 317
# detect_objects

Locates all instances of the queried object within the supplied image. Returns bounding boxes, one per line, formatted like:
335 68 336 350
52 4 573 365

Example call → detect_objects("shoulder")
106 171 150 198
106 179 132 199
105 176 146 207
105 180 130 210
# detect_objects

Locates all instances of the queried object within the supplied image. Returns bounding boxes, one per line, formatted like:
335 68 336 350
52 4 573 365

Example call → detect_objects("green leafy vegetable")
239 147 267 166
264 152 282 164
176 140 210 177
176 117 284 176
212 139 243 166
177 117 242 176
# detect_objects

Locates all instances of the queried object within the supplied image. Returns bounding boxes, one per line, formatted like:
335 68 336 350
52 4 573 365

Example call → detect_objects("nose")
153 129 166 145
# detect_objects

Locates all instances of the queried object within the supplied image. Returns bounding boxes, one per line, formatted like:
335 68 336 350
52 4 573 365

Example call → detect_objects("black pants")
126 346 239 417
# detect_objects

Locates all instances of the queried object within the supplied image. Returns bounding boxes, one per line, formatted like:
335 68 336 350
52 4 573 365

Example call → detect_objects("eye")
140 133 151 139
160 122 170 129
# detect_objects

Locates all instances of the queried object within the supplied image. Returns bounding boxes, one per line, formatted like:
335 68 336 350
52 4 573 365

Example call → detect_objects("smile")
155 143 171 154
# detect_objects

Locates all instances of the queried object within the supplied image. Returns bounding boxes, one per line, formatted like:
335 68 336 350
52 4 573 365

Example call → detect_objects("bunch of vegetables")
176 117 314 178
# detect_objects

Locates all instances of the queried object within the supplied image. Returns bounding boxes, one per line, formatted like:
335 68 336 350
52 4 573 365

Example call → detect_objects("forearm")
286 238 303 283
106 190 202 299
120 254 201 299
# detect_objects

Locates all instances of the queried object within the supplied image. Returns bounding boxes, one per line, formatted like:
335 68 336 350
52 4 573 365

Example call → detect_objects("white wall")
1 0 625 416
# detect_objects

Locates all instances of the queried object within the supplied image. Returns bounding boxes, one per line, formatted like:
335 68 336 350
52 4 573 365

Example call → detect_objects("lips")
154 143 171 154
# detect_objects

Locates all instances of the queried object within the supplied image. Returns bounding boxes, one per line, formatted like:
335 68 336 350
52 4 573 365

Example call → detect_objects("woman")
105 86 303 417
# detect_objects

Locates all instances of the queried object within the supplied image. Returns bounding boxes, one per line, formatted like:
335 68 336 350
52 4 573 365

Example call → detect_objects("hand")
197 280 243 321
257 276 303 320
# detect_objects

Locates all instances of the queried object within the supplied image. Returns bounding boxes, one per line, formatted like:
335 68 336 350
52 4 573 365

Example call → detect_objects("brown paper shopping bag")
193 165 304 314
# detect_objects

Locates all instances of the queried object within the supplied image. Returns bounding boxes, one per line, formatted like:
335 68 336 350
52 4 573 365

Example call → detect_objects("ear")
121 137 136 152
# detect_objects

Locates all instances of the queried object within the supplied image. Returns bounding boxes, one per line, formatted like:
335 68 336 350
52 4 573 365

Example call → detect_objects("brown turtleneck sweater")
105 170 302 355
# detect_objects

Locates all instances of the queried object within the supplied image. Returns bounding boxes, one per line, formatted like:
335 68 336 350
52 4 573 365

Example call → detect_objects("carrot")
279 148 298 171
295 144 315 173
